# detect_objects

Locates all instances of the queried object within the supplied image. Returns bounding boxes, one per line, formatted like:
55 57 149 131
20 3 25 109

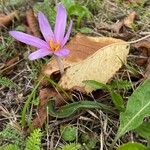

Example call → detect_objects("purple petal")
38 12 54 42
28 49 52 60
9 31 49 49
61 20 73 47
54 48 69 57
54 3 67 43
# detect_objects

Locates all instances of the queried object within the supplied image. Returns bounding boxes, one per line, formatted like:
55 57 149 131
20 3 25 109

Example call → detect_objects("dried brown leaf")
59 42 129 93
31 88 69 129
0 11 18 27
43 33 125 76
124 11 136 28
26 8 41 38
134 39 150 51
111 21 124 34
133 39 150 66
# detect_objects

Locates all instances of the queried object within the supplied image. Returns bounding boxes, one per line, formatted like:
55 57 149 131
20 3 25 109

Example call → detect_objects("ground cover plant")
0 0 150 149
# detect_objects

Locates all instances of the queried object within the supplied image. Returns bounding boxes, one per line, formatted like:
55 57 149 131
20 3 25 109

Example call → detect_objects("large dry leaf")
43 33 129 93
59 42 129 93
43 33 125 76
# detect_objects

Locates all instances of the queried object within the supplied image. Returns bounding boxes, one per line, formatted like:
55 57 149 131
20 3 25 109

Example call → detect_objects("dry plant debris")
26 8 42 38
124 11 136 28
44 33 129 93
0 11 18 27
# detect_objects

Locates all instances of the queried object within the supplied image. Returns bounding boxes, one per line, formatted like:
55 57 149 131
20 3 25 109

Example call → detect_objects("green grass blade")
48 100 115 118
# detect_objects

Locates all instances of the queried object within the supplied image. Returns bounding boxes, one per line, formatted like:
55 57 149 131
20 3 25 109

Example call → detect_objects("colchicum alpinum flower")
9 3 72 75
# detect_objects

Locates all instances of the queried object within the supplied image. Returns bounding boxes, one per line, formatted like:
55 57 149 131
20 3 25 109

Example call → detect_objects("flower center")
49 40 61 52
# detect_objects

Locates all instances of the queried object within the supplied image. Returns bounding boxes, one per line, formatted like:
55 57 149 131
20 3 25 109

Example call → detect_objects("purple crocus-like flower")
9 3 73 60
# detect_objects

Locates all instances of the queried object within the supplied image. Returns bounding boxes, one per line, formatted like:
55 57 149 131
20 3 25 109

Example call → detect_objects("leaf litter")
1 1 150 149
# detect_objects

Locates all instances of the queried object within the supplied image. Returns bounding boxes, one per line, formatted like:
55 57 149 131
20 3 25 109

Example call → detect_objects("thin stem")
54 55 64 76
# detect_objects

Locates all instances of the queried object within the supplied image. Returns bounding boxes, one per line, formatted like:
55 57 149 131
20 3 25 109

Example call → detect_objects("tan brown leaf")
43 33 125 76
59 42 129 93
124 11 136 28
26 8 41 38
134 39 150 51
0 11 18 27
133 39 150 66
31 88 69 129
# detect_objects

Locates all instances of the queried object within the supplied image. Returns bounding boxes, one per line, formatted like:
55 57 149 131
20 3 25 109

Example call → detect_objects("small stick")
127 34 150 44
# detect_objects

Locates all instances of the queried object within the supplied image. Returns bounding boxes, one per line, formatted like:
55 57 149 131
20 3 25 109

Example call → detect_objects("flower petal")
38 12 54 42
54 3 67 43
28 49 52 60
54 48 69 57
61 20 73 47
9 31 49 49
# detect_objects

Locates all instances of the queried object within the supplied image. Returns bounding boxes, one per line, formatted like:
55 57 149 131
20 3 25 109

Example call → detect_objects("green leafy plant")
0 124 24 148
0 144 20 150
62 0 91 28
60 125 77 142
48 100 114 118
135 122 150 141
115 79 150 142
81 132 98 149
0 76 16 87
21 76 44 127
83 79 131 111
25 129 42 150
33 0 55 25
57 143 81 150
117 142 149 150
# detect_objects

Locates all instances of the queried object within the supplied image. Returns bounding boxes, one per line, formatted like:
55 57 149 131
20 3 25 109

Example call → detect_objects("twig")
127 34 150 44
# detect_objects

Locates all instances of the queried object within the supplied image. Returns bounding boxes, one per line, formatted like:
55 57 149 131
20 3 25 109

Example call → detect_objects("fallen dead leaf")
111 21 124 34
31 88 69 129
144 57 150 79
134 39 150 78
124 11 136 28
134 39 150 52
26 8 41 38
59 42 129 93
0 11 18 27
133 39 150 66
43 33 125 76
43 33 129 93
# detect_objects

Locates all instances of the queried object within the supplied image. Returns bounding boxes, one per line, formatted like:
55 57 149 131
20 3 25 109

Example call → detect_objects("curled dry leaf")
31 88 68 129
134 39 150 66
124 11 136 28
0 11 18 27
134 39 150 52
110 11 136 35
134 39 150 79
43 33 129 93
26 8 41 38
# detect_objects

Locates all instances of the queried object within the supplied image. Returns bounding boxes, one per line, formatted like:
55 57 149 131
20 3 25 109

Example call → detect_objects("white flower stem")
54 55 64 76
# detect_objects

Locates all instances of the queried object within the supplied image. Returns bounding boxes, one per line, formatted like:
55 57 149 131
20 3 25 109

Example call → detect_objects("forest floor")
0 0 150 150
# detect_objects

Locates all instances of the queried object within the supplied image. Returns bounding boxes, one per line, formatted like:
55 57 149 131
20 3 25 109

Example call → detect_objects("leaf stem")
54 55 64 76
